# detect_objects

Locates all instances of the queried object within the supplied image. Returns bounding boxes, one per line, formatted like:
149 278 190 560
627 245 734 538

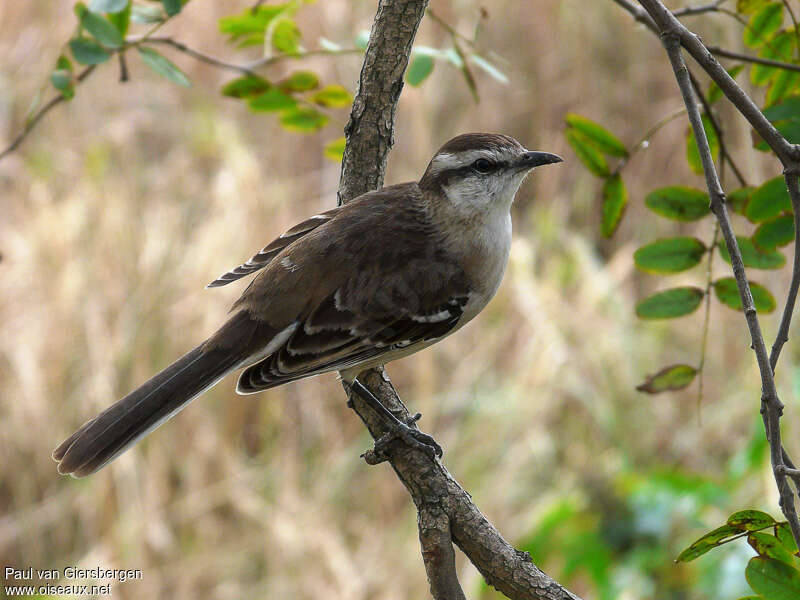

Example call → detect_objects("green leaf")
636 364 698 394
406 54 435 86
310 84 352 107
775 522 799 554
645 186 711 221
271 17 301 54
743 3 784 48
566 129 610 177
219 5 290 46
161 0 181 17
709 65 743 104
763 95 800 122
729 510 778 530
636 287 705 320
746 176 793 222
745 557 800 600
749 532 798 565
137 46 191 87
108 1 131 36
686 114 719 174
279 106 329 132
354 29 370 50
739 0 771 13
754 215 795 249
677 524 744 562
634 237 706 274
76 3 124 47
247 88 297 112
717 236 785 269
729 187 754 214
50 69 75 100
323 137 346 162
469 53 508 83
131 3 164 24
601 173 627 237
713 277 777 313
767 70 800 106
88 0 128 13
221 75 271 99
751 31 794 86
565 113 628 157
279 70 319 92
69 37 111 65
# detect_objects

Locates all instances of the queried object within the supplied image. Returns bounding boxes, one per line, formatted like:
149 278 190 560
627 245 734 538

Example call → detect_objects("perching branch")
335 1 581 598
633 0 800 551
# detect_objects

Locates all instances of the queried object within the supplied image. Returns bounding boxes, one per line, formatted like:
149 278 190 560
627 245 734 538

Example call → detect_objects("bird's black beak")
518 151 564 169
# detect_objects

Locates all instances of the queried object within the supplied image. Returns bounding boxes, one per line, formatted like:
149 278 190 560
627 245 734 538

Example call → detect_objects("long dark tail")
53 341 245 478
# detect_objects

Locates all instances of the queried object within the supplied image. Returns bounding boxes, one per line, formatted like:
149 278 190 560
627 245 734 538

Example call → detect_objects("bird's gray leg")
345 378 443 461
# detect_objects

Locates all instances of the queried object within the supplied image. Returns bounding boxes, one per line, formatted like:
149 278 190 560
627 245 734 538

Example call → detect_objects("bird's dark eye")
472 158 493 174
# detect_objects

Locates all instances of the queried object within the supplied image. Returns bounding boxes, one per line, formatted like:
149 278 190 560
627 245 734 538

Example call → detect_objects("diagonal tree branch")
335 1 581 598
635 0 800 550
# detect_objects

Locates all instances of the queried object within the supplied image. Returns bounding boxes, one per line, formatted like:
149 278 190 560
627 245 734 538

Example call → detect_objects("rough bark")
335 4 582 597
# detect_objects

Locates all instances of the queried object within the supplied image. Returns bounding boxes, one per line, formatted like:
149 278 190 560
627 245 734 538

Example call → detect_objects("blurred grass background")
1 1 799 598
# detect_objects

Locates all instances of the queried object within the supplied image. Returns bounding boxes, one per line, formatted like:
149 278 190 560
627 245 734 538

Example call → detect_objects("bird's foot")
346 379 443 464
362 412 443 464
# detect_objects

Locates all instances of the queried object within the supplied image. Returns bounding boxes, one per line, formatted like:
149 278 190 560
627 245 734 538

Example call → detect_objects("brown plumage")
52 133 562 477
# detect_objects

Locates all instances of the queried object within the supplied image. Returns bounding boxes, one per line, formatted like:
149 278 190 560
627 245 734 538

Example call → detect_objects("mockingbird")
53 133 562 477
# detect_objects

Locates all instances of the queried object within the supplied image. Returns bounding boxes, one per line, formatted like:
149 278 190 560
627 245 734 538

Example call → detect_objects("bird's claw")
361 412 443 464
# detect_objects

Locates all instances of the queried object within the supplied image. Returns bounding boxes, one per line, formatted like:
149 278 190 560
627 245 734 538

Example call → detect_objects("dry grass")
1 1 797 598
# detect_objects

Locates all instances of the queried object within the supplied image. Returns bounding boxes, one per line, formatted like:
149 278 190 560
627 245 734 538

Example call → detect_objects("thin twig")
673 0 728 18
0 65 96 162
636 0 800 552
687 68 747 187
708 45 800 74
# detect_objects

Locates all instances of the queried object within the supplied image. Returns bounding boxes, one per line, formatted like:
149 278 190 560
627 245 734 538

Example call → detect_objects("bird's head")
419 133 562 214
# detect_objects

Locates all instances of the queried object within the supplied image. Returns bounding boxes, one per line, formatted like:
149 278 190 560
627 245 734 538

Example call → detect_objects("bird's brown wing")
206 207 342 288
203 183 474 393
235 290 470 393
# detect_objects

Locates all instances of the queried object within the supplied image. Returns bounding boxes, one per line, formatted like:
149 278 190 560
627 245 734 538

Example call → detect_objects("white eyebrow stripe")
428 148 507 174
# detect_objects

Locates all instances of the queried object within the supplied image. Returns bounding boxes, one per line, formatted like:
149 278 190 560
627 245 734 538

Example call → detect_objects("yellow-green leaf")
75 2 124 47
279 70 319 92
677 524 744 562
566 129 609 177
280 106 328 132
247 88 296 112
728 510 778 530
636 287 705 319
310 85 352 108
323 137 346 162
743 3 784 48
601 173 627 237
636 364 698 394
565 113 628 157
713 277 776 313
749 532 797 565
221 75 271 98
686 114 719 174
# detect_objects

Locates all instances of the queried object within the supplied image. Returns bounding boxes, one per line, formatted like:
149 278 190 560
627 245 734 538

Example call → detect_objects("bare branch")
0 65 96 162
635 0 800 552
335 2 582 596
707 44 800 74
